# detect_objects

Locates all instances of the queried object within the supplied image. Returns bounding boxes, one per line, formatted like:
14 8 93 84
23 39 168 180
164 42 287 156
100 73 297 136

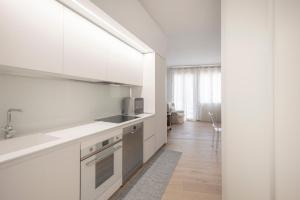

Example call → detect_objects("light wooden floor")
162 121 222 200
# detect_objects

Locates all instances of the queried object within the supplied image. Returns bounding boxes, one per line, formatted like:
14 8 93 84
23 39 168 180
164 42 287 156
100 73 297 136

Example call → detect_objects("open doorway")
163 66 222 200
137 0 222 199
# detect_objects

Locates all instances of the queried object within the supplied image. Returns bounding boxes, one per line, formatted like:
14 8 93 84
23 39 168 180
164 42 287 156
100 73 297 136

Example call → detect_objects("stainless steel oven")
81 134 122 200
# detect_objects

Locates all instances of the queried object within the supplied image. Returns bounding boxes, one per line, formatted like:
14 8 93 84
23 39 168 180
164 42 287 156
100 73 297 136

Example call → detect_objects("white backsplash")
0 74 130 139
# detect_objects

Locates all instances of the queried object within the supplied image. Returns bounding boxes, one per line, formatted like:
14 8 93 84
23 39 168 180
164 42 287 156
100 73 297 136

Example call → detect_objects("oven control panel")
81 134 122 160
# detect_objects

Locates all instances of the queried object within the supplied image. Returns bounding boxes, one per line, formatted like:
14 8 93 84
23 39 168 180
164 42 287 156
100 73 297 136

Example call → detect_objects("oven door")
81 142 122 200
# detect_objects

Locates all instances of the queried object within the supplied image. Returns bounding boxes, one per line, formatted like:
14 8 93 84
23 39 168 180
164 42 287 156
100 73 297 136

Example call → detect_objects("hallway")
162 121 221 200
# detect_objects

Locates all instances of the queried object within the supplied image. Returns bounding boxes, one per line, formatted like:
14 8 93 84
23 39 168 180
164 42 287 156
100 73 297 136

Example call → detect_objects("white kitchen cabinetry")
0 0 143 85
126 47 143 86
107 39 129 84
63 7 109 81
154 54 167 151
0 0 63 74
144 135 156 163
143 116 155 140
142 53 167 155
107 39 143 86
63 6 143 85
0 1 143 85
143 117 156 163
0 144 80 200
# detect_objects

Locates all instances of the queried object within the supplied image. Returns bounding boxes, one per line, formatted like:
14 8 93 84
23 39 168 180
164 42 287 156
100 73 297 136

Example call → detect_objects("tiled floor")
162 121 222 200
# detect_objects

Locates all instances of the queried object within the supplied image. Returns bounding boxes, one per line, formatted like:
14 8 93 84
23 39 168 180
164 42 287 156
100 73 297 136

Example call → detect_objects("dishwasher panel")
122 122 143 184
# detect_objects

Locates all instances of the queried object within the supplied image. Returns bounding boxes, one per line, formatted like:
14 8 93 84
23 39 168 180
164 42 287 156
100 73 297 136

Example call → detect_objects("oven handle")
85 144 122 167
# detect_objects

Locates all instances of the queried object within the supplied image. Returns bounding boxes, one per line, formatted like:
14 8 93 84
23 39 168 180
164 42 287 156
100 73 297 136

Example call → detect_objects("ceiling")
138 0 221 66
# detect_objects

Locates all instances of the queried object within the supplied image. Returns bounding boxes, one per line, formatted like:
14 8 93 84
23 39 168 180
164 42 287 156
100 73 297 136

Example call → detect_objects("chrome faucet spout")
6 108 23 126
3 108 23 139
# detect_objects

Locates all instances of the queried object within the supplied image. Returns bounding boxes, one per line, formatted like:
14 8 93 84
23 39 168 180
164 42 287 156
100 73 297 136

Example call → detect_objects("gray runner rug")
109 149 182 200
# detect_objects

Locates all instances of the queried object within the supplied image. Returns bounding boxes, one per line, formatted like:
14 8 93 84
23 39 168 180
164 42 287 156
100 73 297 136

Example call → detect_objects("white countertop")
0 113 154 166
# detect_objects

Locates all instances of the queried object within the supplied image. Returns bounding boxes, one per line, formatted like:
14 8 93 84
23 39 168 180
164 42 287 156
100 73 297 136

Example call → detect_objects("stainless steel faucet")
2 108 23 139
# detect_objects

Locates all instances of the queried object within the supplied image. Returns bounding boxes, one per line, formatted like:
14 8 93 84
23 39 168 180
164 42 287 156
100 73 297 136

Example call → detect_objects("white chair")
168 102 185 124
208 112 222 151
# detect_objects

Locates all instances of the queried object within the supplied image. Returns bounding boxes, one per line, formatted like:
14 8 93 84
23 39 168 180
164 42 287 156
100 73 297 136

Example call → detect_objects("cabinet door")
143 135 156 163
107 40 143 86
144 117 155 140
0 0 63 73
127 47 144 86
63 7 110 81
155 55 167 150
106 38 129 84
0 144 80 200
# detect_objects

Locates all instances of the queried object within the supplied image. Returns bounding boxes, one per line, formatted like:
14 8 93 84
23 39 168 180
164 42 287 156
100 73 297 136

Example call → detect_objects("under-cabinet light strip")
71 0 151 53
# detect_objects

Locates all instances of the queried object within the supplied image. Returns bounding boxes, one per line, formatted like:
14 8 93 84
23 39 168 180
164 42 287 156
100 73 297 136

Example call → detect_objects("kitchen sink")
0 134 58 155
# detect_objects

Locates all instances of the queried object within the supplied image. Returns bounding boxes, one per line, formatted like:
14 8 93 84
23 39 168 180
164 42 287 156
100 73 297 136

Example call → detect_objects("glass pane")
95 154 114 189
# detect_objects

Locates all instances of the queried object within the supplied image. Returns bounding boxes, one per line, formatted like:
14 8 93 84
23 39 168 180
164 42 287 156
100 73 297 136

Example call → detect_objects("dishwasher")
122 122 143 184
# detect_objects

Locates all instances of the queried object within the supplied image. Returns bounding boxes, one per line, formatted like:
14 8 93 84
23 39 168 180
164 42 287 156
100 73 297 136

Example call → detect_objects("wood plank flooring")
162 121 222 200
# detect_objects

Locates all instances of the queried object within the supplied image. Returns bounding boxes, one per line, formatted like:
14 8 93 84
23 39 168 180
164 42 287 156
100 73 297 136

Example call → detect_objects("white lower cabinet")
143 114 167 163
143 135 156 163
143 117 155 140
0 144 80 200
143 117 156 163
154 114 167 152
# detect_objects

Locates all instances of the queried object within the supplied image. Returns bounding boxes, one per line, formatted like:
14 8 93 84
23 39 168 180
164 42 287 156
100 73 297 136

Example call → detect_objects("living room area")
158 0 221 198
165 65 222 199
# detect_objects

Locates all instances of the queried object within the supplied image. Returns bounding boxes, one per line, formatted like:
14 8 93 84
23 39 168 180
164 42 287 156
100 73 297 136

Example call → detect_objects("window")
170 67 221 121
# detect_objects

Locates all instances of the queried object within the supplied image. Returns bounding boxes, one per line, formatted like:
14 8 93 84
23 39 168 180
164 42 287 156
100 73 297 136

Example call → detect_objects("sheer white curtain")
169 67 221 122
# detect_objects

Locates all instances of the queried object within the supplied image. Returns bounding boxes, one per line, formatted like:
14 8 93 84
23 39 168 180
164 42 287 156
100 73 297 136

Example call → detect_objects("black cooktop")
95 115 139 123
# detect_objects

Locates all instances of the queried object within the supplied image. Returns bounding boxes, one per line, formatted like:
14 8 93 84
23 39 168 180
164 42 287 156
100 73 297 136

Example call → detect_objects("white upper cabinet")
126 47 144 86
0 0 63 73
106 39 129 84
63 7 109 81
0 0 143 85
107 38 143 86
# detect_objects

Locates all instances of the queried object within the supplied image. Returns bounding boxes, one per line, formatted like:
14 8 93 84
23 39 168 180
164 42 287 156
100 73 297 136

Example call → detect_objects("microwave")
122 97 144 115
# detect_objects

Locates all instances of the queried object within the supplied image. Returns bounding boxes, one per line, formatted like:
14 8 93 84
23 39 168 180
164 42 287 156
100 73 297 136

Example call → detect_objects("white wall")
222 0 274 200
274 0 300 199
91 0 167 57
0 74 129 139
223 0 300 199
